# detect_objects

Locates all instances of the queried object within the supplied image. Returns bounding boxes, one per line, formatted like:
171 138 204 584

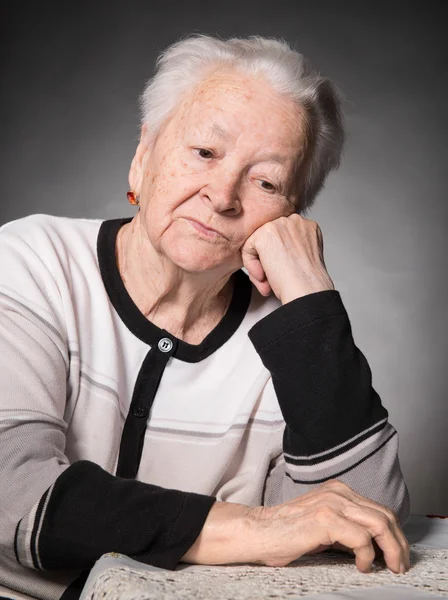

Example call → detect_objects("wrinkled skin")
254 479 410 574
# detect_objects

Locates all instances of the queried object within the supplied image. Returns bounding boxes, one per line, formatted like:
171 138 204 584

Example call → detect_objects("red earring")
127 191 140 206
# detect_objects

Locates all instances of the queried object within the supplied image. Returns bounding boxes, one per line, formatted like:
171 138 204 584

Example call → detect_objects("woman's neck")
115 219 235 342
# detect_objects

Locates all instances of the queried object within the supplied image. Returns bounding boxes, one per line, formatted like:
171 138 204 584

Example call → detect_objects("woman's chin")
162 242 231 273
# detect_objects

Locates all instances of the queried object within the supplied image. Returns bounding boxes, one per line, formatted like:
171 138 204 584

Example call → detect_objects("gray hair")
140 34 345 214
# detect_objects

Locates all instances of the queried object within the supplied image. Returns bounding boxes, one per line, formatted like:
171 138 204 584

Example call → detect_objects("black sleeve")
250 290 410 523
15 460 216 571
248 290 389 459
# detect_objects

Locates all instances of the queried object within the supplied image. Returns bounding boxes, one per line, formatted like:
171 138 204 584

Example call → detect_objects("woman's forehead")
186 69 287 112
174 70 304 146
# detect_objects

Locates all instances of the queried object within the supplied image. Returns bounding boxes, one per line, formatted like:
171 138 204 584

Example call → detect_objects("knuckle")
262 221 276 233
321 479 336 489
384 507 398 524
322 491 342 504
314 505 336 524
323 479 348 493
376 513 391 532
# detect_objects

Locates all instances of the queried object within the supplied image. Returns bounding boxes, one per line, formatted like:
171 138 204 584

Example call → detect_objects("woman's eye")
259 180 276 192
195 148 214 159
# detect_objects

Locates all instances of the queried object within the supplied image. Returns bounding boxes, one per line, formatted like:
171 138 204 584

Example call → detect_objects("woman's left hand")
241 214 335 304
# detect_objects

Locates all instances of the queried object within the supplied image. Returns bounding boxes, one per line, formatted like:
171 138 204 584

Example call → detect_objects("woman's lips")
185 218 224 239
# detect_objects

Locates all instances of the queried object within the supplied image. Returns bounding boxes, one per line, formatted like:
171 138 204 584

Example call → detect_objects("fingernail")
400 563 406 574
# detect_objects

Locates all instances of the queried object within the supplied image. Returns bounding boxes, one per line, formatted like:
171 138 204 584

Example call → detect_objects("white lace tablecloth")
79 515 448 600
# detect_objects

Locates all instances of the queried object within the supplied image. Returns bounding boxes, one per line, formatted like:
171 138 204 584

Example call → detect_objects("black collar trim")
97 218 252 363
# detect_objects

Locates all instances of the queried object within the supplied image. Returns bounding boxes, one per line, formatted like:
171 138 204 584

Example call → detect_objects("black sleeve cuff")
248 290 346 351
37 461 216 571
161 490 217 569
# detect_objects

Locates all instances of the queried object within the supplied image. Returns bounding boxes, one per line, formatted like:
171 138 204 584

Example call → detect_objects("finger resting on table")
341 504 407 573
321 481 410 569
327 514 376 573
344 492 411 568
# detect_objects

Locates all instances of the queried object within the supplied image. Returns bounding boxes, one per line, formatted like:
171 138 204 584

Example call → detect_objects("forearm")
180 501 264 566
248 290 388 456
249 290 409 519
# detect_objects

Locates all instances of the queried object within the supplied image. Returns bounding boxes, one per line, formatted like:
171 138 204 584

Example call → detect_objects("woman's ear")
128 124 151 195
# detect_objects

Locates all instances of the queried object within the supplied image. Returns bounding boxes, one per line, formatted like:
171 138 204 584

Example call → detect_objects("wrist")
281 281 335 305
180 501 264 565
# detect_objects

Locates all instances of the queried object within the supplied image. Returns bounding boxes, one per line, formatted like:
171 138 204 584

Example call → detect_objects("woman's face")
130 69 305 275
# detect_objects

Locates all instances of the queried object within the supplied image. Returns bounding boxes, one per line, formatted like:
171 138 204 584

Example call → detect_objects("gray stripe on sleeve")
284 422 396 482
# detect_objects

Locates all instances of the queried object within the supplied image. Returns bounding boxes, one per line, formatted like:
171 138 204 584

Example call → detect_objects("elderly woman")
0 35 410 600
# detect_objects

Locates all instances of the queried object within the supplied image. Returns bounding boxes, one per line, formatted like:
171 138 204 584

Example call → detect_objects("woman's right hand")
181 479 410 574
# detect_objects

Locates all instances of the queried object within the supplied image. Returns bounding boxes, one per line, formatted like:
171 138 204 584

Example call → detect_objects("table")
79 515 448 600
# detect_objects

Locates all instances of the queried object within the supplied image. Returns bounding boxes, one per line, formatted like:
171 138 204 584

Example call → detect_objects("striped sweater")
0 214 410 600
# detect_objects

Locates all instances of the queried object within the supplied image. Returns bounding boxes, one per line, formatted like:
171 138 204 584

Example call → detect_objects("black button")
132 406 148 418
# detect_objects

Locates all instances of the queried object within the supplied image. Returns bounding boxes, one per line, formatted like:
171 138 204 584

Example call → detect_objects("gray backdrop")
1 1 447 514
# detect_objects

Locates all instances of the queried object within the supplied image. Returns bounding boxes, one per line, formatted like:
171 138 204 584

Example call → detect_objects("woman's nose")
200 169 242 215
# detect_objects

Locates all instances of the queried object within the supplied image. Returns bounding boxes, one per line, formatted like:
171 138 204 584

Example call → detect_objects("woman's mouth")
184 218 224 239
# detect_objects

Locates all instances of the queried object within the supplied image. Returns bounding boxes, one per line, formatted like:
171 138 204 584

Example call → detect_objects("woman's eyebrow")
208 121 231 140
251 150 292 167
204 122 290 165
257 153 289 165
